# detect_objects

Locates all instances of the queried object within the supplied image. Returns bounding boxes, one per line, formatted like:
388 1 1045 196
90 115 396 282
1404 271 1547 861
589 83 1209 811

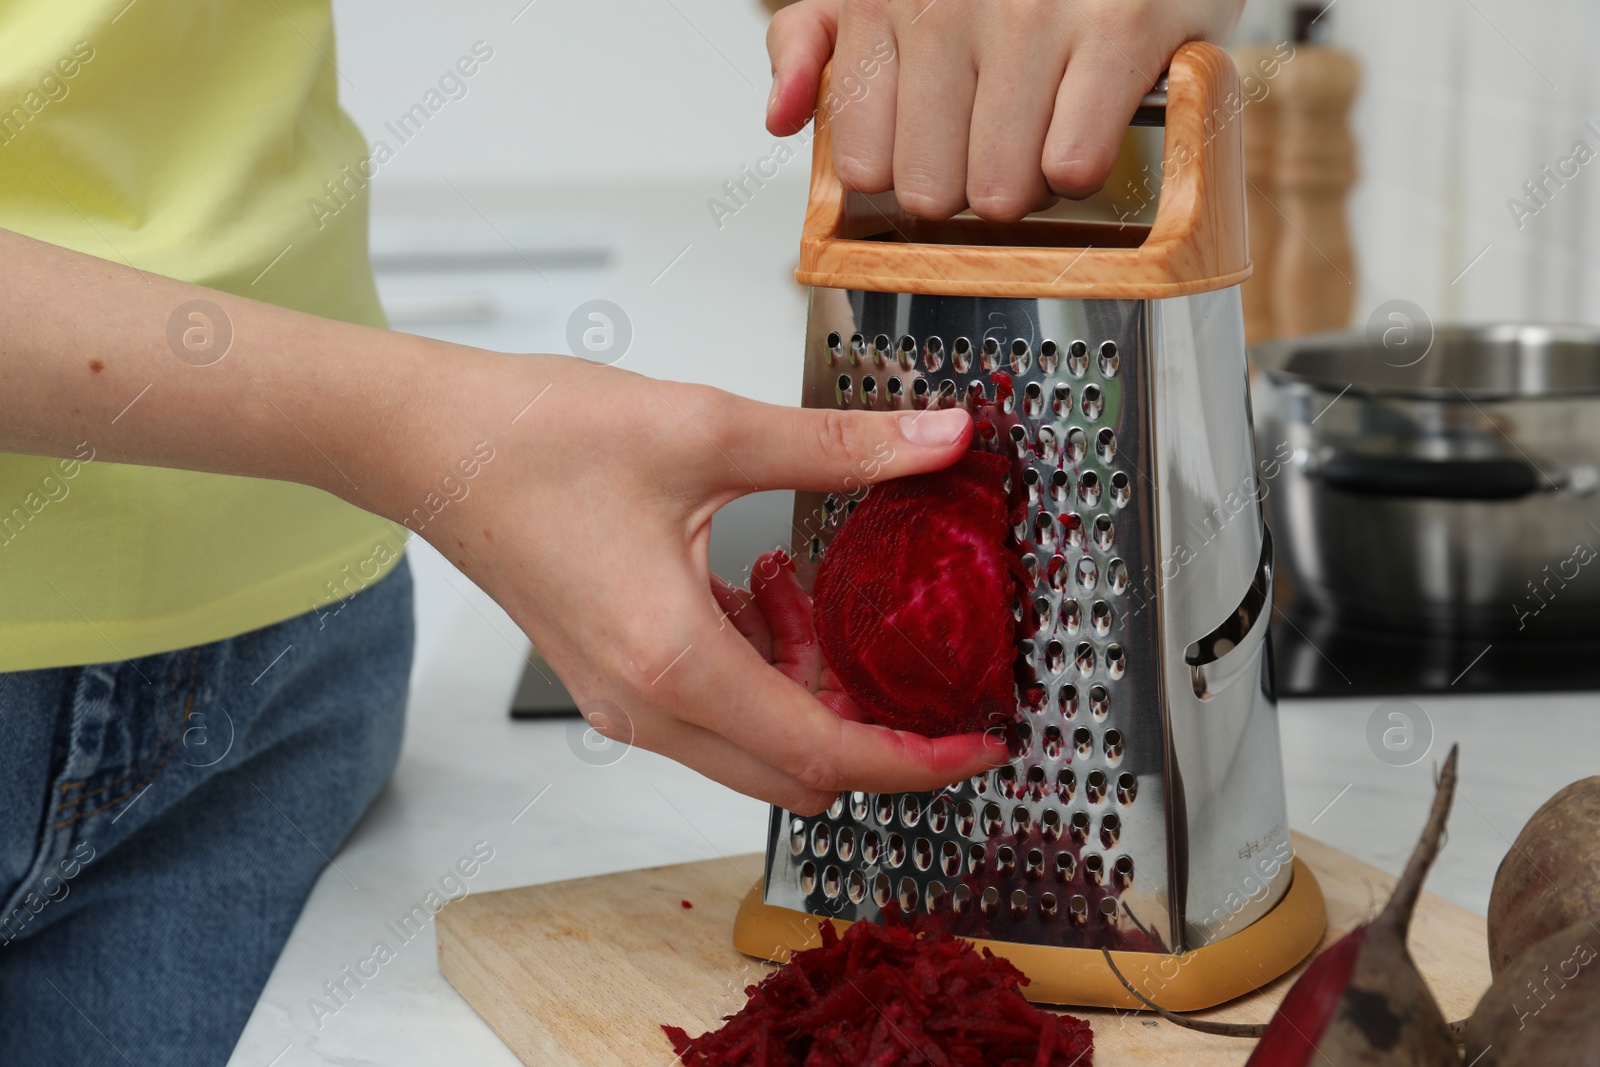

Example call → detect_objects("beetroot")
1241 745 1461 1066
1487 775 1600 975
813 450 1027 737
1464 916 1600 1065
663 906 1094 1066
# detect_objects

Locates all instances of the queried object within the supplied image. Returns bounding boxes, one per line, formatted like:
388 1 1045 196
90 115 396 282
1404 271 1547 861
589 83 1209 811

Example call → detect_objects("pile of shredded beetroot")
663 907 1094 1066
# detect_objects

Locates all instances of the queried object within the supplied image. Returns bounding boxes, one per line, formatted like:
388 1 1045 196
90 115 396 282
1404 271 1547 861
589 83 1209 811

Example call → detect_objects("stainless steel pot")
1251 324 1600 638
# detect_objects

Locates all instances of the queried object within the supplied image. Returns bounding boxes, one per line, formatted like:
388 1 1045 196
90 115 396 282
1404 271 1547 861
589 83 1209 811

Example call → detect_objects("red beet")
1242 745 1461 1066
813 450 1027 737
663 906 1094 1066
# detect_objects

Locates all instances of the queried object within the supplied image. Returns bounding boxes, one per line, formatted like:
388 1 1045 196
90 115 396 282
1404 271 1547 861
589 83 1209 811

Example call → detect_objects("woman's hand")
765 0 1245 219
403 352 1009 815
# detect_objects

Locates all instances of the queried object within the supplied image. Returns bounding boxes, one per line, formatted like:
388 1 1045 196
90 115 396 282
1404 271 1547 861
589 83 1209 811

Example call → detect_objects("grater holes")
980 337 1001 371
1093 515 1115 552
911 376 931 410
1045 639 1066 675
951 337 972 373
937 379 958 408
875 794 895 826
1091 600 1114 637
965 380 987 407
1076 557 1099 592
1047 554 1069 593
1086 769 1108 804
1078 470 1102 509
1049 469 1070 504
1022 381 1044 418
1107 643 1127 679
1081 383 1105 422
835 374 853 408
940 840 962 876
896 334 916 369
1016 722 1034 759
1036 425 1059 463
926 796 951 834
982 803 1003 836
822 865 842 900
1099 898 1120 925
1069 809 1091 843
969 844 987 874
1032 595 1051 634
1067 340 1090 378
1023 467 1042 506
1043 726 1064 760
1010 806 1032 837
873 873 892 908
888 833 907 868
1097 427 1118 464
849 333 866 366
925 880 947 913
953 883 972 915
1062 513 1085 551
861 375 879 409
913 836 934 871
1073 727 1093 758
849 791 870 821
862 830 881 865
1055 852 1077 882
827 795 844 819
809 536 823 562
1116 772 1138 805
1058 768 1077 802
1104 729 1125 762
1084 853 1105 885
800 861 817 894
1041 807 1062 842
1115 855 1135 887
1099 340 1120 377
996 845 1016 875
1059 682 1079 718
1039 339 1060 375
1027 764 1047 800
886 376 905 409
981 886 1001 916
1110 470 1132 509
825 331 842 365
923 335 944 372
1100 812 1122 848
836 826 856 862
1090 684 1110 720
1010 889 1030 921
789 818 806 856
1107 558 1130 595
1039 891 1059 919
996 765 1019 799
1065 427 1088 466
1069 895 1090 924
872 333 891 367
1052 382 1072 416
1025 848 1045 879
847 869 867 903
955 800 976 838
899 794 922 828
811 823 831 858
1011 423 1030 459
1010 338 1031 374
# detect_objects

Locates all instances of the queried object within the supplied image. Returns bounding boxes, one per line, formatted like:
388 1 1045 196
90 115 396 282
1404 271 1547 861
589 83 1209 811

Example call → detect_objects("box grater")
733 43 1326 1010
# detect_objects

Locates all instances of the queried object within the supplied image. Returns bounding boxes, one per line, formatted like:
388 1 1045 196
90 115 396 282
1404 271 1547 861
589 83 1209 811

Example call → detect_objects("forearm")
0 227 504 522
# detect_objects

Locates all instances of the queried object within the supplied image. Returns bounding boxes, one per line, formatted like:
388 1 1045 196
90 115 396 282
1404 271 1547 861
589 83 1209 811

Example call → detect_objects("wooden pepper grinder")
1232 43 1284 346
1270 7 1361 337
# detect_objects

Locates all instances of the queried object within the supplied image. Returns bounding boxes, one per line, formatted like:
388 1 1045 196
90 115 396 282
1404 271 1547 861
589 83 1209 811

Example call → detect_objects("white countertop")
226 538 1600 1067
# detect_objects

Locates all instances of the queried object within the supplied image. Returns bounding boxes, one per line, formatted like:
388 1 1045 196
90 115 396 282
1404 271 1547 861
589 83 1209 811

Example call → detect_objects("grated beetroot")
812 450 1029 737
663 906 1094 1067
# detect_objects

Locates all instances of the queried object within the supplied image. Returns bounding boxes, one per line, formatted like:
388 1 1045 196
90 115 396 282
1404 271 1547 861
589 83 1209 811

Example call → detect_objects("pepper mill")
1232 43 1283 347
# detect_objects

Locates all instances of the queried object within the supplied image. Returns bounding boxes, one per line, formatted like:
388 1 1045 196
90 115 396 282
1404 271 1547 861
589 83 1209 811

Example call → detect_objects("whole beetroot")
1487 776 1600 975
1464 916 1600 1065
1241 745 1462 1067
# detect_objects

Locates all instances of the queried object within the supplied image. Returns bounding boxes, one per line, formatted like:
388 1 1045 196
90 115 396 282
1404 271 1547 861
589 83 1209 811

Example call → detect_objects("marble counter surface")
225 539 1599 1067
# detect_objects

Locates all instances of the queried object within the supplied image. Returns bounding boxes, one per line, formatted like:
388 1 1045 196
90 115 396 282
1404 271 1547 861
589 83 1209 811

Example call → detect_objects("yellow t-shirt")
0 1 406 671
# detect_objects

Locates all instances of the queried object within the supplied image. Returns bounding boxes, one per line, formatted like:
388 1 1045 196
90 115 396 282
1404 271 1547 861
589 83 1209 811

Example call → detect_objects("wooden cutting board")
437 833 1489 1066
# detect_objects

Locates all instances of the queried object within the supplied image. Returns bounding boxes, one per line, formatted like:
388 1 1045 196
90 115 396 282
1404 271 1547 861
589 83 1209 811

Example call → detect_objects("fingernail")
766 73 782 115
899 409 968 446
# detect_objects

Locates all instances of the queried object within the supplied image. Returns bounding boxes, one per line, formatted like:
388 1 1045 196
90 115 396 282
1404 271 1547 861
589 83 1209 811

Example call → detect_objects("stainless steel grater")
734 44 1327 1009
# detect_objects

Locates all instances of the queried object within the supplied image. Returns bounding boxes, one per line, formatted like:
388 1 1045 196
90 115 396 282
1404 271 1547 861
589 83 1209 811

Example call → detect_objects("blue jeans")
0 560 414 1066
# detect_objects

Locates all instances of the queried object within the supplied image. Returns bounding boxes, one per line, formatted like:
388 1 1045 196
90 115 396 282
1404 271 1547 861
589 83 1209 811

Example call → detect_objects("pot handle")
1318 453 1539 501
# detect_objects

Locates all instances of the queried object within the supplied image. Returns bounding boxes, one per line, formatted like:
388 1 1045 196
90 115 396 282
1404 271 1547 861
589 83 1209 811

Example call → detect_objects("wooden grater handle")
797 42 1250 299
